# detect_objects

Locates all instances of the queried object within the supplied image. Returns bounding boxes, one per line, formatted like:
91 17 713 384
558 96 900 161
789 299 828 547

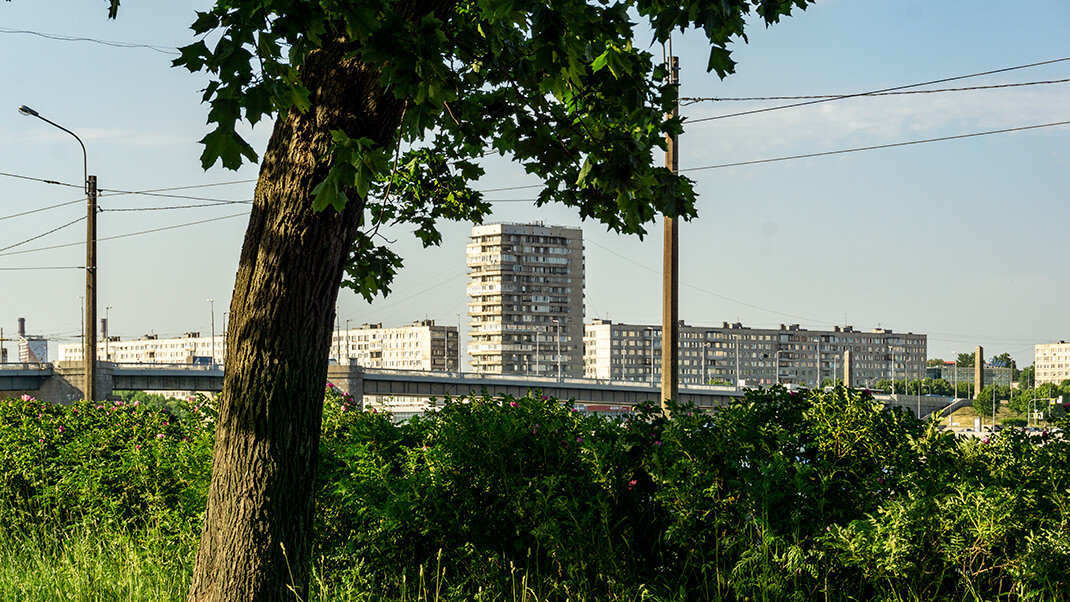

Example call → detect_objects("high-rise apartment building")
584 320 927 388
467 222 584 376
1035 341 1070 385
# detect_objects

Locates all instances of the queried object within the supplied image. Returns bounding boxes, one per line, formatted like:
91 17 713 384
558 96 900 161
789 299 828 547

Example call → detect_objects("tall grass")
0 519 195 601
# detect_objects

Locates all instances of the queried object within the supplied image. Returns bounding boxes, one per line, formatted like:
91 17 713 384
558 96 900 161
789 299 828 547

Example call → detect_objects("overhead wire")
679 120 1070 173
0 212 248 258
0 27 179 54
587 237 1046 349
472 119 1070 192
101 202 253 212
680 77 1070 104
0 171 79 188
685 56 1070 124
0 198 84 221
0 215 86 254
0 266 85 271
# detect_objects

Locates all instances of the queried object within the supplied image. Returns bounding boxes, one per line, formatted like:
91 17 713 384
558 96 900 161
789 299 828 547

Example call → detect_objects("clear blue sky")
1 0 1068 368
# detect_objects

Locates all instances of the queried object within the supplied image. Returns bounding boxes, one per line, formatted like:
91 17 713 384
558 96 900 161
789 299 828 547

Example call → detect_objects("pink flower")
653 440 662 447
509 401 518 408
628 478 638 489
21 394 35 402
575 437 583 443
37 438 43 443
341 405 347 412
135 444 141 450
156 433 165 439
327 382 334 388
58 426 65 433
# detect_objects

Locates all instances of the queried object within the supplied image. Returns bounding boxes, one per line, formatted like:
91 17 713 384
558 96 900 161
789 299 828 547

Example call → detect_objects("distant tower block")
974 346 984 400
843 350 853 388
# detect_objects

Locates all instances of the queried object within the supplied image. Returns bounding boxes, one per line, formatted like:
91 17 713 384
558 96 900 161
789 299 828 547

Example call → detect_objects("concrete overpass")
0 361 954 418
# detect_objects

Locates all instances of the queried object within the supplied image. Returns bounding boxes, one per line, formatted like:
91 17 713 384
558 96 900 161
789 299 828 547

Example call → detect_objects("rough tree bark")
186 40 405 602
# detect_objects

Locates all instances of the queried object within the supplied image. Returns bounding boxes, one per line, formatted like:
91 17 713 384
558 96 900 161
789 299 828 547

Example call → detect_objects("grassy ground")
0 522 194 602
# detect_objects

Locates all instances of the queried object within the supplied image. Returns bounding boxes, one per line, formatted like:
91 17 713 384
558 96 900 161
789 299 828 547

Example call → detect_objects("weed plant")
1 386 1069 600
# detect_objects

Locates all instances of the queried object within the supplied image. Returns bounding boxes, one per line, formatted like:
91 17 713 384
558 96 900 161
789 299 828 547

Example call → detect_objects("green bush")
4 385 1070 600
0 394 214 533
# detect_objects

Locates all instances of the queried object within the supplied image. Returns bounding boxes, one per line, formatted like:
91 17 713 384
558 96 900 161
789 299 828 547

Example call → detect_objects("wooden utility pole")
85 175 98 401
661 55 679 412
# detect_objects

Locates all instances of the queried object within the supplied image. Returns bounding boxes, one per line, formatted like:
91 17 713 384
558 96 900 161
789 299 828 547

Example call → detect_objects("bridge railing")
111 362 220 372
359 367 739 392
0 363 54 371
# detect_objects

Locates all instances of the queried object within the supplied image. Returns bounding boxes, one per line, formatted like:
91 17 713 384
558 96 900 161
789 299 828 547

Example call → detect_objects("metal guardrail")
359 367 738 392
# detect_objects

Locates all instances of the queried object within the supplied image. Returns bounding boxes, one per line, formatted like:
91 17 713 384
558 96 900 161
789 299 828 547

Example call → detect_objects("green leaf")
198 127 258 171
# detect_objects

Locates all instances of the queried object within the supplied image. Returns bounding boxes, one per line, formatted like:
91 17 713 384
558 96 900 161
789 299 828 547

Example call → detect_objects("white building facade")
329 320 458 371
59 320 458 372
467 222 584 377
60 332 223 364
1035 341 1070 385
584 320 927 388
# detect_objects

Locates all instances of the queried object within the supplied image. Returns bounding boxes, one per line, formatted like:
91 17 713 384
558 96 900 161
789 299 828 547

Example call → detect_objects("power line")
473 120 1070 192
680 120 1070 172
0 215 86 254
98 180 257 195
0 170 79 188
585 238 829 324
0 27 179 54
681 77 1070 104
0 212 248 257
0 266 85 271
0 198 84 221
101 201 253 212
99 188 253 205
685 56 1070 124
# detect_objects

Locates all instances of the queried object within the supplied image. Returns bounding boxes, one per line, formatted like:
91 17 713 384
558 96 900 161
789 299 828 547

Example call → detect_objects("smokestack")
18 318 25 337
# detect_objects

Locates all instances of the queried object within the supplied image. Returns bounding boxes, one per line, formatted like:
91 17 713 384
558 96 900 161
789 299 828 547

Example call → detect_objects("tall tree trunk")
187 41 404 602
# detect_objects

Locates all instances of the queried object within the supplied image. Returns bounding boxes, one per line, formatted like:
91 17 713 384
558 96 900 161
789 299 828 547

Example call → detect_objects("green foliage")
7 386 1070 599
160 0 813 300
1020 365 1036 389
312 386 1070 600
0 394 214 534
958 353 975 367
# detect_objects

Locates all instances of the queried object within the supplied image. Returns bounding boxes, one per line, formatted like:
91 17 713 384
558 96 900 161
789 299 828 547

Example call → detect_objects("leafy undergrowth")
2 387 1069 600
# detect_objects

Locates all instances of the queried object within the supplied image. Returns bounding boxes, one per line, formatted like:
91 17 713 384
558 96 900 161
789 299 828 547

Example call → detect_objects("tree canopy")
85 1 816 599
165 0 810 298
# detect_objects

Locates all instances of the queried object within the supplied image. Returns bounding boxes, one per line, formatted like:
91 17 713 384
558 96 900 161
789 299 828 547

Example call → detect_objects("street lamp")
20 105 98 400
104 306 112 361
552 317 562 380
207 299 216 368
345 319 352 365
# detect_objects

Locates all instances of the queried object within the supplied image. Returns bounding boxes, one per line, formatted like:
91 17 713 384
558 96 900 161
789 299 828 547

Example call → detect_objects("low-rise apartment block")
584 320 927 387
58 319 458 373
330 319 458 371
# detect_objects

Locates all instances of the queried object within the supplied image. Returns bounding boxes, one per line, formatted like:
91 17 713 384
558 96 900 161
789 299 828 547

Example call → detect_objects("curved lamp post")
19 105 97 400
